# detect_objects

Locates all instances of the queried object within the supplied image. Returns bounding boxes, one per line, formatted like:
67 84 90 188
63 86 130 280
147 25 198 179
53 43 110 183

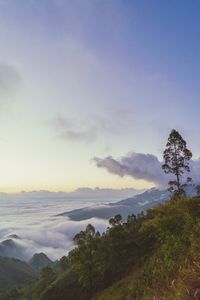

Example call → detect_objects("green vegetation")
2 195 200 300
92 196 200 300
162 129 192 195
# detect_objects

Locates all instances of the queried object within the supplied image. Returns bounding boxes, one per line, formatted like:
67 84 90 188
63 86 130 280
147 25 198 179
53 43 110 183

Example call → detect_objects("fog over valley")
0 188 142 261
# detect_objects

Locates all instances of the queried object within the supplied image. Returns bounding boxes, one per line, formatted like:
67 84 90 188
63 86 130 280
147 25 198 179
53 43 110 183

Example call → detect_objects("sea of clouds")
0 188 139 261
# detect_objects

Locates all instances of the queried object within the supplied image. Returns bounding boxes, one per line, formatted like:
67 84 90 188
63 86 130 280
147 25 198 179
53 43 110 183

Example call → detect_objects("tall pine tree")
162 129 192 195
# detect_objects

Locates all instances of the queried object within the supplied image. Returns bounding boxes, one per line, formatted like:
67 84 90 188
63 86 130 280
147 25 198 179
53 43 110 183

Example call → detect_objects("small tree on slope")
162 129 192 196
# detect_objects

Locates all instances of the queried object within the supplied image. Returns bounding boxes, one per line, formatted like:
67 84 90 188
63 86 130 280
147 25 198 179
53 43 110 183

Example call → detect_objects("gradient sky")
0 0 200 192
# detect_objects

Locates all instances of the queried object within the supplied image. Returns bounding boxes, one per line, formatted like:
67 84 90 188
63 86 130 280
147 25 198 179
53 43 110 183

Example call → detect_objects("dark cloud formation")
94 152 167 187
50 114 118 142
94 152 200 187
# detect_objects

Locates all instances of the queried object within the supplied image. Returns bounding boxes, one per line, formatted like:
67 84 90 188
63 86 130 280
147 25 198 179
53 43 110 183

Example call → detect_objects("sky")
0 0 200 192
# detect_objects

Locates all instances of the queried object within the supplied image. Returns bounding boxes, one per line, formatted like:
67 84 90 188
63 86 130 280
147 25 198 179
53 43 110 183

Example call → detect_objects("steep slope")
92 196 200 300
0 256 37 292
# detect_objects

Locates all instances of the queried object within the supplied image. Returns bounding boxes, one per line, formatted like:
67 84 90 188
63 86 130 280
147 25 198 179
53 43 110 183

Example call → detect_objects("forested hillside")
2 195 200 300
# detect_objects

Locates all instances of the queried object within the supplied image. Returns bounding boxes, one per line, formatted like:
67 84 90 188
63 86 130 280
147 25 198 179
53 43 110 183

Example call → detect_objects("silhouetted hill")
58 185 198 221
28 253 54 272
58 188 169 220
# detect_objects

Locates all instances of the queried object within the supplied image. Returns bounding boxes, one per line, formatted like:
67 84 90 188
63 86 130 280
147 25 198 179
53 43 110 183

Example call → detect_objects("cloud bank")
94 152 200 187
0 216 108 261
94 152 166 187
0 190 140 262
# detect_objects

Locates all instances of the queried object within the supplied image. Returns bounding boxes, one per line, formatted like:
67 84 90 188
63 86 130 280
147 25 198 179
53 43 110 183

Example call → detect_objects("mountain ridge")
58 187 170 221
59 185 198 221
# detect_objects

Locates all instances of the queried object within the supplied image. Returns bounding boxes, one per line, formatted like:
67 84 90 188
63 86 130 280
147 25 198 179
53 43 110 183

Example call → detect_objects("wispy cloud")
0 62 21 96
49 114 119 142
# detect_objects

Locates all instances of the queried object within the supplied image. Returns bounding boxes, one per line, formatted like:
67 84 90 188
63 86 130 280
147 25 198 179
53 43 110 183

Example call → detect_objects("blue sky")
0 0 199 192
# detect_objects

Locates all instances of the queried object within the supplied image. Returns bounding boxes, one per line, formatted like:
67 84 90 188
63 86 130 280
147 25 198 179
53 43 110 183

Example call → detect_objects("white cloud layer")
2 216 108 261
0 191 133 261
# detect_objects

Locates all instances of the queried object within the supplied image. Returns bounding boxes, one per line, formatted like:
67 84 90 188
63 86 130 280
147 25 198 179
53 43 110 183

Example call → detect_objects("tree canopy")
162 129 192 195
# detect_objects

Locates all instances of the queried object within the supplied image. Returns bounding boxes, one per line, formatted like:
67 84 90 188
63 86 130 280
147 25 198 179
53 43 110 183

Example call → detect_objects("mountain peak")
28 253 54 272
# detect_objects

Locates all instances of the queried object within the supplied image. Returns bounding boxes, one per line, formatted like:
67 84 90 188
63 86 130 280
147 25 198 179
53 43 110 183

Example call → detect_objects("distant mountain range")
59 184 198 221
0 187 143 201
58 188 169 221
